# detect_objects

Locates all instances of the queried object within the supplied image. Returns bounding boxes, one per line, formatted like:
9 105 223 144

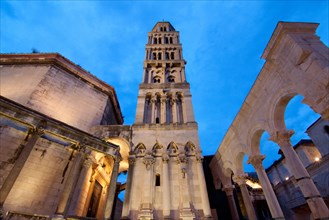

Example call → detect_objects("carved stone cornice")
247 155 265 170
143 154 155 170
269 130 294 146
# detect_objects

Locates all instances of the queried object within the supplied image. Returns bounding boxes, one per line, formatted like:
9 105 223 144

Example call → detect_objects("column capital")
128 155 136 165
269 130 294 146
222 185 235 196
247 154 265 170
233 173 248 186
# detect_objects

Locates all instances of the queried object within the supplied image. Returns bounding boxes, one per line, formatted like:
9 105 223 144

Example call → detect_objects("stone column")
104 157 120 219
233 174 257 220
54 150 84 218
196 156 212 218
121 155 136 218
151 97 156 124
162 153 171 218
160 97 166 124
0 127 43 206
270 130 329 219
67 155 94 216
182 97 188 123
247 155 284 219
172 98 177 123
222 185 240 220
138 153 155 219
179 155 195 219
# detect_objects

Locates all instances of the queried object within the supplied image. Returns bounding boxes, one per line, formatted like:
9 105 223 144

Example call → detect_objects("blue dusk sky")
1 1 328 174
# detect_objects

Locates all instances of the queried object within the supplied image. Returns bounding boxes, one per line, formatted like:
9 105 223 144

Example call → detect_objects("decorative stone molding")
196 155 203 163
128 155 136 165
143 153 155 170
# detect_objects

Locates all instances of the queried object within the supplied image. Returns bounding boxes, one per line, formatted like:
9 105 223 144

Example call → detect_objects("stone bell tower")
121 21 212 220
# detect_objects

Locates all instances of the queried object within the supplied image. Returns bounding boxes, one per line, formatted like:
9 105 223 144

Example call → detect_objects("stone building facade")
121 22 212 220
0 21 328 220
0 54 124 219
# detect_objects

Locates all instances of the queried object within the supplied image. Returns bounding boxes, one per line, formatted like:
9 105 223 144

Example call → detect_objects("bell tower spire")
135 21 195 125
123 21 211 220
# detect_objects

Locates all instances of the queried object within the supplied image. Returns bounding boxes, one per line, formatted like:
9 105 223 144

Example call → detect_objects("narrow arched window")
153 53 156 60
165 52 169 60
155 174 160 186
169 37 173 44
158 52 162 60
159 38 162 44
163 27 167 32
170 52 174 60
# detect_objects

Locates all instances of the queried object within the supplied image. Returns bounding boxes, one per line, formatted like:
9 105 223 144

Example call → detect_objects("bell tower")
122 21 212 220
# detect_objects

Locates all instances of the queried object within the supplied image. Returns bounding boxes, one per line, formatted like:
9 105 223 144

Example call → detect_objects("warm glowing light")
246 179 262 189
285 177 289 181
315 157 320 162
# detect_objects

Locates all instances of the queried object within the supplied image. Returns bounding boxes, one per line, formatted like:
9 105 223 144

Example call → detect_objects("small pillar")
172 98 177 123
247 155 284 219
270 130 329 219
233 174 257 220
121 155 136 218
104 156 121 219
160 97 166 124
222 185 239 220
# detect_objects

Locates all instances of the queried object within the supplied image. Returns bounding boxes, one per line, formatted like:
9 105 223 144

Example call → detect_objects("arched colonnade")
210 22 329 219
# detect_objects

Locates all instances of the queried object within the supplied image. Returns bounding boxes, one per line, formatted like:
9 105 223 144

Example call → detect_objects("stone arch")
235 151 246 173
249 129 265 156
271 90 298 131
222 159 235 177
106 137 130 172
167 141 178 156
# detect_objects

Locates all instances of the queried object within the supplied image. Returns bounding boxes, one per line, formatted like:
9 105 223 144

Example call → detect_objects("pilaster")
0 127 44 206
